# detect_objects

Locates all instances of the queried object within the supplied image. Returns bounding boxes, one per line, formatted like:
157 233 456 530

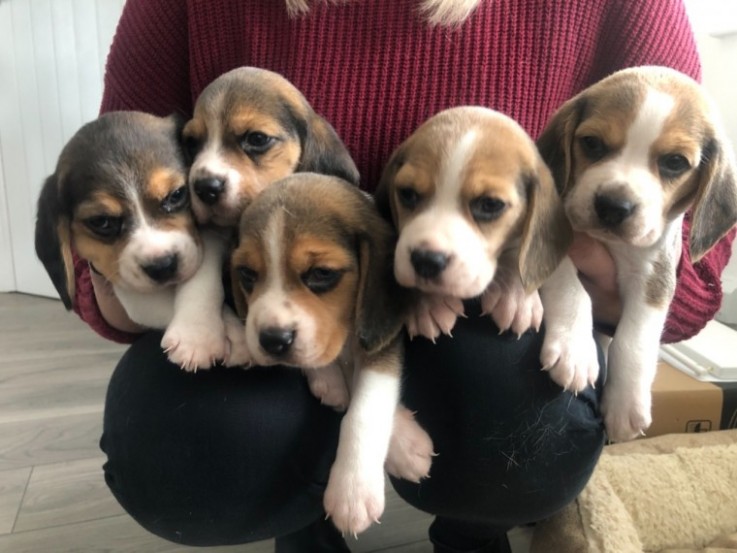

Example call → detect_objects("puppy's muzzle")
193 177 226 206
594 193 636 228
410 249 450 280
141 254 179 283
259 326 296 356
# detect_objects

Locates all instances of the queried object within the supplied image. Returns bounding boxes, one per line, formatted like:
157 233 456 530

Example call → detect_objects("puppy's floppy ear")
164 112 187 142
374 149 404 225
35 174 75 309
518 160 573 293
298 113 361 186
354 210 407 355
229 256 249 323
689 135 737 262
536 97 586 197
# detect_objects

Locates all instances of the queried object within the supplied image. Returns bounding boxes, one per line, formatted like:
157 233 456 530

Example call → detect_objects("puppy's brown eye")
579 135 608 161
396 187 421 210
240 132 276 155
161 186 189 213
658 154 690 179
237 267 258 294
302 267 343 294
470 196 506 222
84 216 123 239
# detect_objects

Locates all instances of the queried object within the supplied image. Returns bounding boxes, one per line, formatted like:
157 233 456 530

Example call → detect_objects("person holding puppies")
73 1 735 552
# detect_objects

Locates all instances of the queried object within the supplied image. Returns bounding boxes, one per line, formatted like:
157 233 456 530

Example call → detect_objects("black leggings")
101 308 605 546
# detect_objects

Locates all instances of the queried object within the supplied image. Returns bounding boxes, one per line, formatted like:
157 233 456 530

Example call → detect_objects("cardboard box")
649 361 737 436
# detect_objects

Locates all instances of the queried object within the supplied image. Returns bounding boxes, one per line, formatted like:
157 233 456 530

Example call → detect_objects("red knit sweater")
77 0 734 344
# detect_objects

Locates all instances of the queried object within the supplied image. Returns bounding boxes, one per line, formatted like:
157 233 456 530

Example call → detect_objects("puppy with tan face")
231 173 434 536
538 66 737 441
376 106 599 392
35 111 247 370
183 66 360 227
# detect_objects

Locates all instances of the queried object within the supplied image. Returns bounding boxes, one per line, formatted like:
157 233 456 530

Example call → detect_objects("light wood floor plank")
373 540 431 552
0 294 125 364
14 457 123 533
0 466 32 535
0 412 103 472
0 352 119 425
0 514 262 553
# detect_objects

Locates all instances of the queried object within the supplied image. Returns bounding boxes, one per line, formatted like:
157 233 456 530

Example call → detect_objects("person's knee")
101 333 342 545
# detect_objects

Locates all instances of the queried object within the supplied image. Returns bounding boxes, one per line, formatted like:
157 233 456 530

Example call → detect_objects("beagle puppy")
231 173 434 535
537 66 737 441
182 66 360 227
376 106 599 392
35 111 246 370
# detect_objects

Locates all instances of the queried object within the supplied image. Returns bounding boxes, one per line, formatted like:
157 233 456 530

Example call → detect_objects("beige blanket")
531 430 737 553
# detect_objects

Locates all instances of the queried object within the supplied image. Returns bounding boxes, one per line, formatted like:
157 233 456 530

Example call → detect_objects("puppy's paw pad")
483 286 541 335
323 476 385 536
385 409 434 482
162 320 227 372
541 334 599 393
602 396 652 443
222 311 251 367
407 296 463 341
308 379 349 411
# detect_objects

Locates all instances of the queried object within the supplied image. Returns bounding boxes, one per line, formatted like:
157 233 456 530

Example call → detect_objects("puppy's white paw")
305 368 350 411
406 295 464 341
601 388 652 442
385 406 434 482
541 330 599 393
324 465 385 536
162 317 227 372
222 308 251 368
481 282 543 336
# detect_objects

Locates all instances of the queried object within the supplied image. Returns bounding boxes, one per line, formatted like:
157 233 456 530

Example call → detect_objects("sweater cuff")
72 254 141 344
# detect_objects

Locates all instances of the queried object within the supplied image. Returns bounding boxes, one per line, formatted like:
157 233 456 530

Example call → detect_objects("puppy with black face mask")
35 111 247 370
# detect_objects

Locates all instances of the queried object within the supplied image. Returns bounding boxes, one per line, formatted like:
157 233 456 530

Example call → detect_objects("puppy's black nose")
259 327 295 356
193 178 226 205
142 254 179 283
410 249 450 279
594 194 636 228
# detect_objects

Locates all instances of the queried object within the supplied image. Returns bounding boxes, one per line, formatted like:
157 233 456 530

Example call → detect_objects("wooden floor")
0 292 532 552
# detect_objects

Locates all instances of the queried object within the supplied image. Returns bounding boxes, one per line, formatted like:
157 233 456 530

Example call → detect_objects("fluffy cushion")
531 430 737 553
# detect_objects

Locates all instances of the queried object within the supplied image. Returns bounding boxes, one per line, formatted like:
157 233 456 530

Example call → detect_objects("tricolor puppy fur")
35 111 246 370
537 66 737 442
230 173 434 535
376 106 599 392
183 66 360 227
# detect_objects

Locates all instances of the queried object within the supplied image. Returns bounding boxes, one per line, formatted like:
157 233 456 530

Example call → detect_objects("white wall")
692 27 737 323
0 0 125 296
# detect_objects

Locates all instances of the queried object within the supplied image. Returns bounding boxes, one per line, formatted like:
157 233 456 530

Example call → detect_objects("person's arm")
572 0 735 343
73 0 192 340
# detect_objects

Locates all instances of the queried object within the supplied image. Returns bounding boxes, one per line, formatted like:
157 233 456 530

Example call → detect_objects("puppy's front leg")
406 293 464 341
303 362 350 411
384 404 434 483
601 300 667 442
539 257 599 393
481 263 543 336
161 229 229 371
323 349 400 536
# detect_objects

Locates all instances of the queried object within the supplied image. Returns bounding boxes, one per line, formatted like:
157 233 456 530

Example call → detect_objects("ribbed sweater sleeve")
99 0 192 116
